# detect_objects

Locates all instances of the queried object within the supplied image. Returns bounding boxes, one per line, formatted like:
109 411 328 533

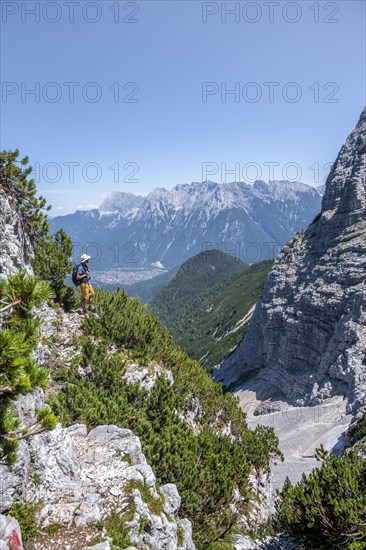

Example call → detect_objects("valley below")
90 267 169 287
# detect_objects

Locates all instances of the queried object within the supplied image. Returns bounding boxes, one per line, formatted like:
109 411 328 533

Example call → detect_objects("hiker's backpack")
72 263 81 286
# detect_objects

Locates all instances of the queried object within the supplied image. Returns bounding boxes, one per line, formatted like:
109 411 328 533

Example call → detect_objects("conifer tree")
34 228 78 311
275 445 366 548
0 149 51 242
1 149 78 311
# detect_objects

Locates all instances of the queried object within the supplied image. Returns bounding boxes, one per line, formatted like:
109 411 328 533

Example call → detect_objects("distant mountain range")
149 250 273 372
51 180 324 269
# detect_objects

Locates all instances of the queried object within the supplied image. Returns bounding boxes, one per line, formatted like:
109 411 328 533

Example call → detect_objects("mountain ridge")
51 180 323 269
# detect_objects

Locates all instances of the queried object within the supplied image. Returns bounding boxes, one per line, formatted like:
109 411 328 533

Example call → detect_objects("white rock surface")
161 484 181 515
82 542 111 550
234 533 300 549
33 304 84 377
123 362 174 391
0 187 34 278
238 390 352 488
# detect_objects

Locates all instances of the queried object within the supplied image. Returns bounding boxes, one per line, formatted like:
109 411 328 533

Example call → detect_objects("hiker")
77 254 95 313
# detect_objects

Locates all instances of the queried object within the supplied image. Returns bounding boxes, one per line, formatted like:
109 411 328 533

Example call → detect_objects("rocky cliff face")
0 187 34 278
214 108 366 414
0 305 195 550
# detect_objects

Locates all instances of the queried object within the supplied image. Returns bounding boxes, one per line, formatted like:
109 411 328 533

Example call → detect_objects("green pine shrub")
102 514 132 549
348 412 366 447
8 501 42 540
34 228 79 312
1 149 78 312
0 149 50 242
275 446 366 549
0 270 58 463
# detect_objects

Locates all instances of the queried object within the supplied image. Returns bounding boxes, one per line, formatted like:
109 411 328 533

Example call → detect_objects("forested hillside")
150 253 272 371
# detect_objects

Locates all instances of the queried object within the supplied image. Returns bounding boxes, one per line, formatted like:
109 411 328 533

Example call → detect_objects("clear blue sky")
1 0 365 214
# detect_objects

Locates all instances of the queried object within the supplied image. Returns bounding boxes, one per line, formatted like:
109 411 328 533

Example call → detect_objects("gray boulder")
234 534 300 549
0 187 34 279
161 484 181 515
123 362 174 391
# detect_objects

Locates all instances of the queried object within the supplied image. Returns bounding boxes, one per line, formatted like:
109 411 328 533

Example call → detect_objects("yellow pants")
80 282 95 302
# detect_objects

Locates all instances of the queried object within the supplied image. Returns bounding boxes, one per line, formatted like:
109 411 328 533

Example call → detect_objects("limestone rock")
33 304 83 376
0 187 34 278
123 362 174 391
234 533 300 549
177 519 195 550
161 484 181 515
214 107 366 414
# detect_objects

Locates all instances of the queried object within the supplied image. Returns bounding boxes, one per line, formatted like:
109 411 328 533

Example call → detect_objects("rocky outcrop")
0 301 195 549
214 107 366 414
0 292 196 548
123 362 174 391
0 392 195 550
0 187 34 278
33 304 83 377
